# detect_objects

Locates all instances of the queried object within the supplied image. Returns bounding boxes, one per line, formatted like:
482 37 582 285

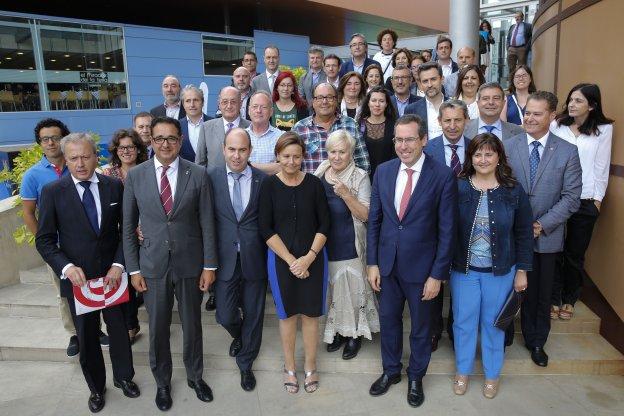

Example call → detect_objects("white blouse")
550 121 613 201
372 51 394 82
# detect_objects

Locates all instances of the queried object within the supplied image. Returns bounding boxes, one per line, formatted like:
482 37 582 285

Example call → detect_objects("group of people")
21 19 614 413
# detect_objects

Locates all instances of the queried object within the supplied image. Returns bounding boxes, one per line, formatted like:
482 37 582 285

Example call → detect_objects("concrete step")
0 281 602 334
1 316 622 376
18 266 49 284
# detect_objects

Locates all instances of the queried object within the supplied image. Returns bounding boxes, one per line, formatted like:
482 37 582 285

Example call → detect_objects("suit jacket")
404 98 428 126
149 103 186 119
179 113 212 162
195 118 251 168
251 71 279 94
463 118 524 141
506 22 533 50
36 174 124 298
504 132 582 253
390 94 421 116
339 57 380 78
367 156 457 282
209 166 268 282
424 135 471 167
122 158 218 279
299 70 327 109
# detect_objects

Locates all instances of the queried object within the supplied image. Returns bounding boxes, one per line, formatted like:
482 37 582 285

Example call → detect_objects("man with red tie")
367 114 457 408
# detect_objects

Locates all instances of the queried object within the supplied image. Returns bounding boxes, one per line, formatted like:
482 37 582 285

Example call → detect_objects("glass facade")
0 14 128 112
202 35 253 76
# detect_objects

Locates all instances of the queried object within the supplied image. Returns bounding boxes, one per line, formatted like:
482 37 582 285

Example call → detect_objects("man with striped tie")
122 116 218 411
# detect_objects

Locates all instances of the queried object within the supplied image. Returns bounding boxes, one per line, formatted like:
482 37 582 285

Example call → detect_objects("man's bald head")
233 66 251 91
457 47 476 67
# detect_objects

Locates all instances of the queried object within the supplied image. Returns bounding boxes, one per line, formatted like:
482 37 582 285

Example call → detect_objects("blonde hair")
326 129 356 155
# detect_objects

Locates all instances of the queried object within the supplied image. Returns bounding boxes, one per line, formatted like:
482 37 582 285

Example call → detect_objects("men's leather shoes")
114 379 140 398
369 373 401 396
407 379 425 408
88 391 105 413
327 334 346 352
229 337 242 357
431 336 440 352
98 330 109 347
67 335 79 357
188 379 213 402
155 386 172 411
205 294 216 311
342 337 361 360
530 346 549 367
240 369 256 391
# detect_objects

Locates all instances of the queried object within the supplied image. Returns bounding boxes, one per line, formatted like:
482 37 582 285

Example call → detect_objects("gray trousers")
143 270 204 388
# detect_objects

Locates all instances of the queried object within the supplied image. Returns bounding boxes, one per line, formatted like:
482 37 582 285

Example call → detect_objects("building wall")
532 0 624 319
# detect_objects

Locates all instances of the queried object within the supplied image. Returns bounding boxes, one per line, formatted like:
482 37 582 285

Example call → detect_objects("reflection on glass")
203 35 254 76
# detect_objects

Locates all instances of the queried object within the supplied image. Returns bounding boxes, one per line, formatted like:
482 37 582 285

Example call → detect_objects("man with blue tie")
463 83 524 140
506 11 532 76
367 114 457 407
209 128 268 392
504 91 581 367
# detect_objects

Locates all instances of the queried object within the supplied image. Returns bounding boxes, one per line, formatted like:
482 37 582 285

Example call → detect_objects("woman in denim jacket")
450 133 533 399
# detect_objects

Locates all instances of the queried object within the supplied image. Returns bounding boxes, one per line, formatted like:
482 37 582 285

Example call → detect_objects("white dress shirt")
373 50 394 82
186 117 203 153
443 135 466 166
440 61 453 77
164 101 181 119
394 153 426 215
222 116 241 133
154 156 179 200
526 132 549 159
266 70 278 92
226 164 252 214
426 98 443 139
550 121 613 201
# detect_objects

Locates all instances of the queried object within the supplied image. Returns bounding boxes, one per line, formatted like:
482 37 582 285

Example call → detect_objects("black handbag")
494 290 524 330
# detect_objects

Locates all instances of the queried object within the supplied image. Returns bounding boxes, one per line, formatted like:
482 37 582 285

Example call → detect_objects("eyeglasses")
350 42 365 48
118 145 137 153
40 136 62 143
153 136 180 145
514 73 529 80
313 95 336 102
392 76 411 81
393 137 419 145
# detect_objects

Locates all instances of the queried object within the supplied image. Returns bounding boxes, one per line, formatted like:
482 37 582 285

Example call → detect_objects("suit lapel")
501 123 510 140
385 159 401 221
97 175 111 233
62 176 98 237
219 168 237 222
532 133 558 189
513 135 531 191
145 161 168 219
239 169 260 222
403 156 433 220
170 159 191 217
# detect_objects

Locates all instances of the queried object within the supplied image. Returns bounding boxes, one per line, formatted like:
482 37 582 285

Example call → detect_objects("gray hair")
180 84 204 103
249 90 272 104
477 82 505 99
439 99 469 119
308 46 324 56
350 33 367 43
218 86 241 101
326 129 356 155
60 132 98 155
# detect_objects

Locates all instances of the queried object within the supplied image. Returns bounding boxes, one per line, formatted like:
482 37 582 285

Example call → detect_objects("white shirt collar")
71 172 99 185
478 118 502 131
154 156 180 171
226 164 252 178
266 69 278 79
527 132 549 147
223 116 241 130
187 116 203 127
443 135 464 147
400 152 426 173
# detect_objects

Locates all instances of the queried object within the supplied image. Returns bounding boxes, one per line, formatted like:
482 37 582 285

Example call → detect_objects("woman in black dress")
357 86 397 180
258 131 330 394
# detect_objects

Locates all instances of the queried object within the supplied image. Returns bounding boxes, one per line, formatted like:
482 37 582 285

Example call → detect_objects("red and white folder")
73 273 129 315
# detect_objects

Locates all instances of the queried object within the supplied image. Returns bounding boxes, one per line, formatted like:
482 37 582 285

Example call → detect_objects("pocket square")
110 202 119 206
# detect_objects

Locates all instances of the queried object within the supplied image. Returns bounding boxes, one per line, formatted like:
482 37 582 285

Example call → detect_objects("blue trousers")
450 267 515 379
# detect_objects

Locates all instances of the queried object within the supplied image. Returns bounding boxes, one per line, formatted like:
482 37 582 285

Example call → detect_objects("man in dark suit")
209 127 268 392
504 91 582 367
123 117 218 411
389 65 420 117
339 33 380 78
405 62 447 140
435 36 459 77
299 46 327 110
464 82 524 140
149 75 186 120
367 115 457 408
36 133 139 413
179 85 212 162
507 11 533 74
250 45 280 94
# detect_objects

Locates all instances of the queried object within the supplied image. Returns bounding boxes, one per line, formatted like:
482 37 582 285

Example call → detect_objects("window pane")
0 17 41 111
203 35 253 76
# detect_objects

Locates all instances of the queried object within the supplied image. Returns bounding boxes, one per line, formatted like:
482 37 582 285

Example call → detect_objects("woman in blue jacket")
450 133 533 399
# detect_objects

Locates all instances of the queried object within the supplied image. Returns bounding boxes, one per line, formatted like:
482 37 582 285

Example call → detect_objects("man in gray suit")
123 116 218 411
504 91 581 368
209 128 268 392
195 86 251 169
250 45 280 94
299 46 326 110
464 82 524 140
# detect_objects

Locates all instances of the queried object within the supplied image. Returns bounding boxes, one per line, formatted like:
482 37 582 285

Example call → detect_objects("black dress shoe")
530 346 549 367
240 369 256 391
369 373 401 396
188 379 213 402
431 336 440 352
155 386 172 411
67 335 79 357
114 379 140 398
88 391 105 413
327 334 346 352
229 337 242 357
205 294 216 311
98 330 109 347
407 379 425 408
342 337 361 360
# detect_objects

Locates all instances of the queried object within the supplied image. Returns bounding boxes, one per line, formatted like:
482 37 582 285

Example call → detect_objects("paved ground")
1 361 623 416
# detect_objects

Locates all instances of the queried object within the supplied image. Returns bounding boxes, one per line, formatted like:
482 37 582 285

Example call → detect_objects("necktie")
483 125 495 133
398 168 414 221
79 181 99 235
160 165 173 216
529 141 541 188
230 171 243 221
269 74 275 92
511 24 520 47
226 122 234 133
449 144 462 177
